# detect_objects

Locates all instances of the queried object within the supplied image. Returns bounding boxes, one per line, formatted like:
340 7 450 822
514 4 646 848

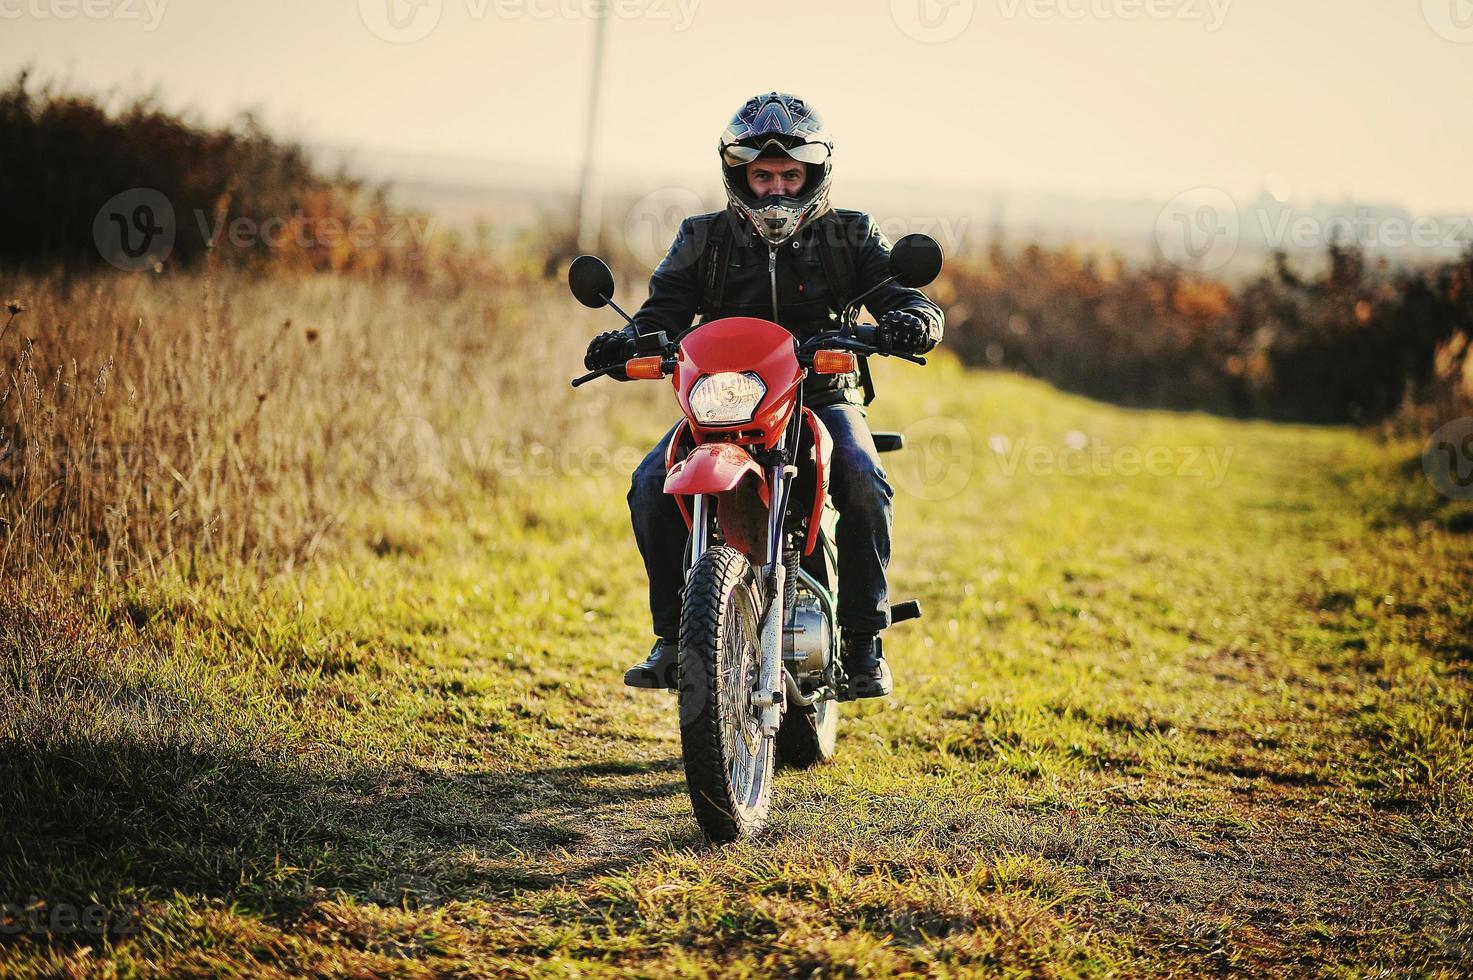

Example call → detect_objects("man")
584 92 944 699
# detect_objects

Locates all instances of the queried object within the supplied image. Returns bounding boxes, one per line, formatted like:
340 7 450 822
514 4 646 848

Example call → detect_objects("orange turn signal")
624 356 666 380
811 350 858 375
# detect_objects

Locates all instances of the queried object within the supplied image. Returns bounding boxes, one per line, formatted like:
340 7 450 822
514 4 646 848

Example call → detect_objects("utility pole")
575 7 608 252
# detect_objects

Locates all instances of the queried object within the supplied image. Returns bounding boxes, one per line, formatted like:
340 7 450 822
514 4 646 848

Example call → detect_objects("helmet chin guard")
718 93 834 247
742 187 831 246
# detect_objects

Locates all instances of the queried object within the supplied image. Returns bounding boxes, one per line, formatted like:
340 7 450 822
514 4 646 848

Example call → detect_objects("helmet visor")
721 138 830 168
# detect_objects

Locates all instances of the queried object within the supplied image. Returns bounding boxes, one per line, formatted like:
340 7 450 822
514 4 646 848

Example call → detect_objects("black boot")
624 637 679 690
841 631 892 699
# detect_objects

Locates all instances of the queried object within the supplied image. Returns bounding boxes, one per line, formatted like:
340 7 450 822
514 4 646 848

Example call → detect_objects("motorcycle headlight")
688 372 767 425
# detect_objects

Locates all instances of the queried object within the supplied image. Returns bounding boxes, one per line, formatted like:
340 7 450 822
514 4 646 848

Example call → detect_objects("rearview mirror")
888 234 943 289
568 255 616 309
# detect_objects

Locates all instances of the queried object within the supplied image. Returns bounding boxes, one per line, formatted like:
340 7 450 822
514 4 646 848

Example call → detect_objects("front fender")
664 443 771 507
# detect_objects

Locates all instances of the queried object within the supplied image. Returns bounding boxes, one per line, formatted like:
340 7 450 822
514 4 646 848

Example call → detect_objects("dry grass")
0 267 659 580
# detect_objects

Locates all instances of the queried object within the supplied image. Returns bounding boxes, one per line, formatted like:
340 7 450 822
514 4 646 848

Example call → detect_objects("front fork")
751 451 794 736
687 438 793 737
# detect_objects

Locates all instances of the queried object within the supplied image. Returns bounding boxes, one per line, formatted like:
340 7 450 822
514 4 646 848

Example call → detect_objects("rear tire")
775 697 838 769
678 546 773 842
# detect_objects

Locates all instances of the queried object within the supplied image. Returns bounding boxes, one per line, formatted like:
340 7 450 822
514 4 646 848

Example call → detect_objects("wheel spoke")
721 584 768 811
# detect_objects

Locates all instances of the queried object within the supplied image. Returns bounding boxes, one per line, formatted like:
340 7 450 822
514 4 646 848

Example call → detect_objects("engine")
782 590 832 674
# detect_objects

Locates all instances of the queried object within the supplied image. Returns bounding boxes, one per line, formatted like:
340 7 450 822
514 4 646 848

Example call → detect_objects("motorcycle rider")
584 92 944 699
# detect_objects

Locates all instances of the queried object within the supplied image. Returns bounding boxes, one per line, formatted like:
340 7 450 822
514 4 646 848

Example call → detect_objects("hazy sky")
6 0 1472 213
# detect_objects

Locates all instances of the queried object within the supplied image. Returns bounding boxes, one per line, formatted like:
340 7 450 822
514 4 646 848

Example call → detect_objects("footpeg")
891 600 923 624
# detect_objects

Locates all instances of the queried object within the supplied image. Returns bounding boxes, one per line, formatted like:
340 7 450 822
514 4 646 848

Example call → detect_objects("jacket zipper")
768 245 779 325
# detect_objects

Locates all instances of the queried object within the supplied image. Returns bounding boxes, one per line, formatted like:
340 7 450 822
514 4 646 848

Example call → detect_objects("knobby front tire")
678 545 773 843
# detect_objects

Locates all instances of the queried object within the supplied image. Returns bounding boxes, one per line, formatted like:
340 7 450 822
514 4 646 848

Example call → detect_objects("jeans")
628 403 893 640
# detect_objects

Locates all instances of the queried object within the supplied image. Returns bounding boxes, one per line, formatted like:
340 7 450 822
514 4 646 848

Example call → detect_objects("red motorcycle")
569 234 942 841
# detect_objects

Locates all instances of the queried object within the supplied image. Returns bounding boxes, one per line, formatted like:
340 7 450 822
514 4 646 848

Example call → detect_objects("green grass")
3 353 1470 977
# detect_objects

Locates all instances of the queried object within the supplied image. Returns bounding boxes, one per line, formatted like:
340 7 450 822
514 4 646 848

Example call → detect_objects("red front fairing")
671 317 803 448
660 317 832 556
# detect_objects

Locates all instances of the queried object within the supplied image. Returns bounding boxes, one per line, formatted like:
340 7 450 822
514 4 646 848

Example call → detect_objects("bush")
0 70 421 276
940 243 1473 426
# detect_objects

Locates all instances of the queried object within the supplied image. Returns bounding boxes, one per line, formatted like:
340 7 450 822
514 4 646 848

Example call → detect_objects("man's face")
746 156 806 199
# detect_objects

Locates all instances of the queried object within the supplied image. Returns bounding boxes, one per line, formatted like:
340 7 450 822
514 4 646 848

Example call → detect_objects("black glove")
877 310 935 354
584 329 635 371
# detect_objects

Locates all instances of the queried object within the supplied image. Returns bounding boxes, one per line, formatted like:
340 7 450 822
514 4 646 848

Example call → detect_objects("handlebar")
796 326 928 367
571 324 925 387
571 355 679 388
570 364 624 387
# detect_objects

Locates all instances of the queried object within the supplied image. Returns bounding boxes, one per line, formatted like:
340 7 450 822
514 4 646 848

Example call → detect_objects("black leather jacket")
629 207 945 410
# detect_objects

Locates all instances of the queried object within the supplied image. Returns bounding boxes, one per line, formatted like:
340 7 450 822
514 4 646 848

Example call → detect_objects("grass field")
3 324 1471 976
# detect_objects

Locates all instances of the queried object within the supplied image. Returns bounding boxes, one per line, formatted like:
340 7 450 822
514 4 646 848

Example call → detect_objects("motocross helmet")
718 93 833 246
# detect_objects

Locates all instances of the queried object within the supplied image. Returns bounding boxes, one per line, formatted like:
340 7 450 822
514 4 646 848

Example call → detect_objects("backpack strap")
814 211 875 405
814 210 859 316
697 210 734 316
